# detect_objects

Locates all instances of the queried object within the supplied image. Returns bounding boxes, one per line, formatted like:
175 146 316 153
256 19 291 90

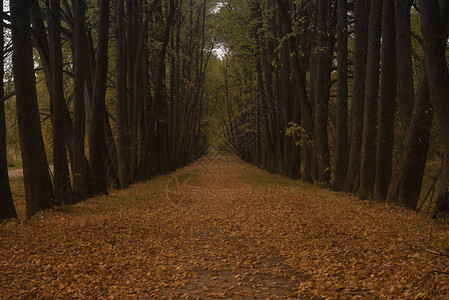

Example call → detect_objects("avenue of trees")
1 0 211 220
218 0 449 216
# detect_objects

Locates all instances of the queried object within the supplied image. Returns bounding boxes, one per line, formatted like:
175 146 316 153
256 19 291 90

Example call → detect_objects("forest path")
1 155 449 298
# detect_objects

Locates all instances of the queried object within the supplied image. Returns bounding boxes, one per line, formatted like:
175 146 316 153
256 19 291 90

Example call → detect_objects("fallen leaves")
1 156 449 298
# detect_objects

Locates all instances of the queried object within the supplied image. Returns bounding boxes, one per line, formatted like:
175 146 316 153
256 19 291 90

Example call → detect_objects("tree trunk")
11 0 55 218
314 0 331 185
115 0 131 188
30 0 76 178
88 0 110 194
0 0 17 220
345 0 369 193
359 0 383 200
395 0 414 132
419 0 449 139
72 0 93 200
419 0 449 215
374 0 397 201
386 71 433 209
275 0 313 182
48 0 72 203
333 0 348 190
127 0 137 174
433 149 449 217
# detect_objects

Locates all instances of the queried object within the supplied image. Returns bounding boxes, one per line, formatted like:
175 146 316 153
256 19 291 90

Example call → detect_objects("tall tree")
275 0 314 182
385 0 432 210
11 0 55 218
0 0 17 221
115 0 131 188
419 0 449 215
48 0 72 203
386 71 433 209
345 0 369 193
333 0 348 190
374 0 397 201
419 0 449 136
88 0 110 194
314 0 331 185
395 0 414 132
359 0 383 199
72 0 93 200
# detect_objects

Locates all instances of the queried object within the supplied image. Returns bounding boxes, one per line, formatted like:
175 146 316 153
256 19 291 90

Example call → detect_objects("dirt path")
1 156 449 298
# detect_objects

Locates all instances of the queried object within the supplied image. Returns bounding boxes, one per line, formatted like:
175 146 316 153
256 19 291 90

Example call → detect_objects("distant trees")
218 0 449 215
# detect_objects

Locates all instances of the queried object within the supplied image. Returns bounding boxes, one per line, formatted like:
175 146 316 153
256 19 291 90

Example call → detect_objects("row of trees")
0 0 211 220
220 0 449 215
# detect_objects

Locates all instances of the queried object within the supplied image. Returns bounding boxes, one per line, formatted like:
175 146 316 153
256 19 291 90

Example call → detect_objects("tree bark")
314 0 331 185
419 0 449 215
395 0 414 132
72 0 93 200
433 149 449 217
0 0 17 220
345 0 369 193
88 0 110 194
359 0 383 200
48 0 72 203
115 0 131 188
11 0 55 218
419 0 449 139
374 0 397 201
386 71 433 209
333 0 348 190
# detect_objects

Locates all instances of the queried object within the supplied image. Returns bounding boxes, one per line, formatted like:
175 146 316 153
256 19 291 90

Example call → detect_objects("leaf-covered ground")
1 156 449 298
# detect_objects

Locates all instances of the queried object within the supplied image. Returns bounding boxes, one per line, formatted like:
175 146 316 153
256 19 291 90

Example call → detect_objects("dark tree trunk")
419 0 449 215
30 0 76 177
433 149 449 217
153 0 175 175
72 0 93 200
88 0 110 194
333 0 348 190
0 0 17 220
314 0 331 185
374 0 397 201
48 0 72 203
345 0 369 193
386 71 433 209
127 0 137 176
395 0 414 132
115 0 131 188
11 0 55 218
359 0 383 200
419 0 449 139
